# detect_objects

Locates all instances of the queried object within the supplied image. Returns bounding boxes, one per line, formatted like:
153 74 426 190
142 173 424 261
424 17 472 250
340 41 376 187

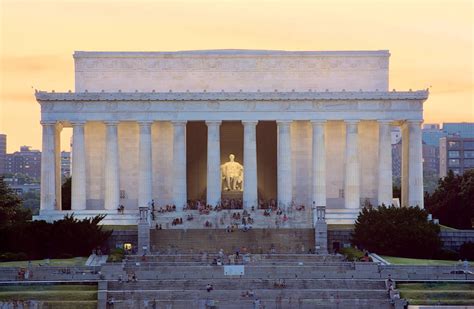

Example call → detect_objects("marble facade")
34 50 428 225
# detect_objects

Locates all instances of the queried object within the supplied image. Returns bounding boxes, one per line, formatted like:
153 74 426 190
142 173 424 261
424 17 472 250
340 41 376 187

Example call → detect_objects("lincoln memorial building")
34 50 428 226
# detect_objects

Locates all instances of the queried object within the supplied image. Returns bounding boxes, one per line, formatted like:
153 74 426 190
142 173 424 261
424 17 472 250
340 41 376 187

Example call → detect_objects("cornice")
35 90 429 102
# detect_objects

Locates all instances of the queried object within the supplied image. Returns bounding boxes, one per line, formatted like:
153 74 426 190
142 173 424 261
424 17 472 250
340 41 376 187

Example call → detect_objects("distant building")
423 122 474 146
439 137 474 177
419 122 474 177
5 146 42 179
423 143 439 175
61 151 71 178
0 134 6 175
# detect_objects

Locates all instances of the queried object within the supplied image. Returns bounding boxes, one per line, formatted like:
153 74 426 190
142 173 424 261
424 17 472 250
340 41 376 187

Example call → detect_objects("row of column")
40 119 424 212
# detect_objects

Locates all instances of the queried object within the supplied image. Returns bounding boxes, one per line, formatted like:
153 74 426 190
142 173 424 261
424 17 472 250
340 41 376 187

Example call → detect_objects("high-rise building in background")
0 134 6 175
392 122 474 183
5 146 42 179
439 137 474 177
61 151 71 179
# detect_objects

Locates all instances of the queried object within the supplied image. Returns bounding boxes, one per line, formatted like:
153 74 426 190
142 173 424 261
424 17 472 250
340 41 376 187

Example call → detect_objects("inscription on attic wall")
76 56 388 72
75 54 389 92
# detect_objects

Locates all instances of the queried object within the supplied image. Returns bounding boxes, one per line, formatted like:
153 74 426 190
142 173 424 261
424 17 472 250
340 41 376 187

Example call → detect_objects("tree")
0 177 31 227
425 170 474 229
352 205 441 259
0 214 112 260
21 191 40 215
62 177 72 210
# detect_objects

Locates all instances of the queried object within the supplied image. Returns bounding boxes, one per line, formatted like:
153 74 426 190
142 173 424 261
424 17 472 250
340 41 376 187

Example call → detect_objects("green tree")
21 191 40 215
425 170 474 229
62 177 72 210
352 205 441 259
0 177 31 227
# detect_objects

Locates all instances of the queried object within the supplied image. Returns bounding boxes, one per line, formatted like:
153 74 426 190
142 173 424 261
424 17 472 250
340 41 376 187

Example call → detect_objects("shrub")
0 252 28 262
460 242 474 260
107 248 125 263
339 247 364 261
352 206 442 259
0 214 112 260
434 249 459 261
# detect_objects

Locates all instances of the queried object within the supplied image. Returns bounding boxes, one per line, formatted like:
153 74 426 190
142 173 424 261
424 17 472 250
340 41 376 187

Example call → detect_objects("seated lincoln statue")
221 154 244 191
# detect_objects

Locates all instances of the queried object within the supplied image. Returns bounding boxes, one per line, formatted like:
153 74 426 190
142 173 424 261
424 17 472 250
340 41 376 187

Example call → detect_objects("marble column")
71 121 87 210
344 120 360 209
172 121 187 210
104 121 120 211
377 120 393 206
311 120 326 208
40 121 56 211
243 121 258 209
401 123 409 207
138 121 153 208
277 121 292 208
407 120 424 208
54 123 62 210
206 121 221 206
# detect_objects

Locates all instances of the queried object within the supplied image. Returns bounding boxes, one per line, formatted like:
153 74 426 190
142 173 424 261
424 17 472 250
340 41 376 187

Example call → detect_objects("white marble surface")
74 50 389 92
36 50 429 224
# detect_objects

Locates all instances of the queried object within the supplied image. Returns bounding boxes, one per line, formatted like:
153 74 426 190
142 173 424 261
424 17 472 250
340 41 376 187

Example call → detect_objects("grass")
0 257 87 268
398 282 474 305
381 255 473 266
0 284 97 302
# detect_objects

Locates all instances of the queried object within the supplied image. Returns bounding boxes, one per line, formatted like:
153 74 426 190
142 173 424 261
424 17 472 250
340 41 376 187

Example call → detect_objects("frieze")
75 56 389 73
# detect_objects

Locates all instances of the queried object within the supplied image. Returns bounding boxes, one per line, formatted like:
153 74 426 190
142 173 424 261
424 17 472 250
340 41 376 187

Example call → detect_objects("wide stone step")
107 278 385 290
108 298 392 309
149 228 316 254
126 254 343 262
106 288 389 300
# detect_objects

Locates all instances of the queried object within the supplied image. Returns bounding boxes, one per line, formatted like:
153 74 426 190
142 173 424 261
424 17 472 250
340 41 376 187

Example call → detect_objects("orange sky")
0 0 473 153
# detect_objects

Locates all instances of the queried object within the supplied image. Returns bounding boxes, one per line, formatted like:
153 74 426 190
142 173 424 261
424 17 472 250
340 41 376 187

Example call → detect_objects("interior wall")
84 121 105 210
359 121 379 205
291 121 312 206
152 122 174 206
186 121 207 201
257 121 277 201
118 122 139 209
326 121 345 208
220 121 244 169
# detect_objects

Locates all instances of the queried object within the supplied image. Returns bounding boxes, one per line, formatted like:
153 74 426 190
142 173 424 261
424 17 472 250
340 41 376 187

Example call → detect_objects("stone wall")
74 50 390 92
440 230 474 251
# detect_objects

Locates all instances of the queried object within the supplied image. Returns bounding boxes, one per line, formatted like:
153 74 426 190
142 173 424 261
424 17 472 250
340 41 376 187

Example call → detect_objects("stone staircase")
100 254 397 308
149 229 315 254
151 209 313 229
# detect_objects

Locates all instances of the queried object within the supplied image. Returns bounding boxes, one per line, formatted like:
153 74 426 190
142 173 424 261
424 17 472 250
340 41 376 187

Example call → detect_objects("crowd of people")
145 197 312 230
171 218 183 226
184 198 244 212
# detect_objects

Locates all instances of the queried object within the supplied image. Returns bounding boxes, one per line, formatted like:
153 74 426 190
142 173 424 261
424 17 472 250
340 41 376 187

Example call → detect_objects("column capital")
137 121 153 126
405 119 423 125
104 120 119 126
70 121 86 127
276 120 292 126
344 120 360 125
171 120 187 126
40 121 57 126
242 120 259 126
205 120 222 126
377 119 394 125
310 120 327 125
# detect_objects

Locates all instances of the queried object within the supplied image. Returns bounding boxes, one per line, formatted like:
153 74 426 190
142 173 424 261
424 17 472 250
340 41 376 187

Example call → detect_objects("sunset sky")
0 0 472 152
